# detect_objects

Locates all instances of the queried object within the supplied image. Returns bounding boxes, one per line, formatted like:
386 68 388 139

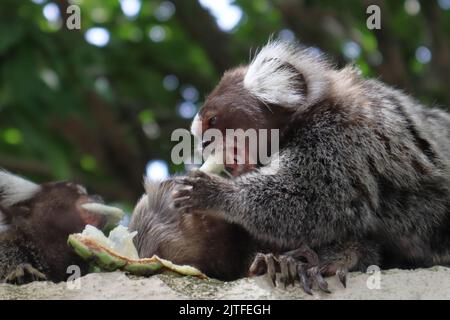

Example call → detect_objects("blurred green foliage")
0 0 449 207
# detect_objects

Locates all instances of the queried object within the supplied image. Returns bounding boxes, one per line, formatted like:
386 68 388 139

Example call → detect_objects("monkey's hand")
249 245 330 295
172 170 235 213
4 263 47 285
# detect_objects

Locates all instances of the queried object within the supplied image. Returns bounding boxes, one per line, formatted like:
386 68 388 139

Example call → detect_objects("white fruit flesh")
199 149 224 174
81 224 139 260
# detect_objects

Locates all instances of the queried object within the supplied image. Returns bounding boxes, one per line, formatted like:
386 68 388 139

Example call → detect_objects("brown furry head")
0 170 109 281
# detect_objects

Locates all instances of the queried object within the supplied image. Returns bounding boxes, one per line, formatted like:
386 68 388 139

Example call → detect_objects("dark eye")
209 116 217 127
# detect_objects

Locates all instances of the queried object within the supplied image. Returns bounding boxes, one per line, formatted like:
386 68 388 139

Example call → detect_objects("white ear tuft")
244 41 331 108
0 170 41 207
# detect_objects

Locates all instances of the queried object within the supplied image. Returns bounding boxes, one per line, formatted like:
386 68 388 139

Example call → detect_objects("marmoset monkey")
0 170 117 284
167 41 450 291
129 179 260 281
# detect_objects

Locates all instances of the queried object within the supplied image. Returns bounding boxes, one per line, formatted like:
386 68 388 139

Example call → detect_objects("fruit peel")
68 226 207 279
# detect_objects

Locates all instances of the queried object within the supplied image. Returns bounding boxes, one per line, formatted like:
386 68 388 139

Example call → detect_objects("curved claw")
337 267 348 288
173 177 199 187
287 259 297 287
278 255 298 288
316 273 331 293
297 264 313 295
279 257 290 288
265 254 277 287
308 267 331 293
249 253 267 276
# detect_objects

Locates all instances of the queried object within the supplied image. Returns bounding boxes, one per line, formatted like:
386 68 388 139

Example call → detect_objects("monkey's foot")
4 263 47 285
249 245 330 295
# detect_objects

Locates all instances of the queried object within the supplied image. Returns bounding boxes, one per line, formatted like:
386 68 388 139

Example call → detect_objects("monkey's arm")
173 129 376 249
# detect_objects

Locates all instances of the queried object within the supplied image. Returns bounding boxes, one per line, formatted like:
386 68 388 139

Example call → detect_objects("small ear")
243 41 331 108
0 169 41 208
276 60 308 101
245 57 308 106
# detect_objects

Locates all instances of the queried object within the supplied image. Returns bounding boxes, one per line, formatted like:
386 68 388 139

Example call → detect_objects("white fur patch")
0 170 41 207
190 113 202 138
244 41 330 108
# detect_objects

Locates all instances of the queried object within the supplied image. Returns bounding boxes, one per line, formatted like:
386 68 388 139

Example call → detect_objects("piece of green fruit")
68 227 207 278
